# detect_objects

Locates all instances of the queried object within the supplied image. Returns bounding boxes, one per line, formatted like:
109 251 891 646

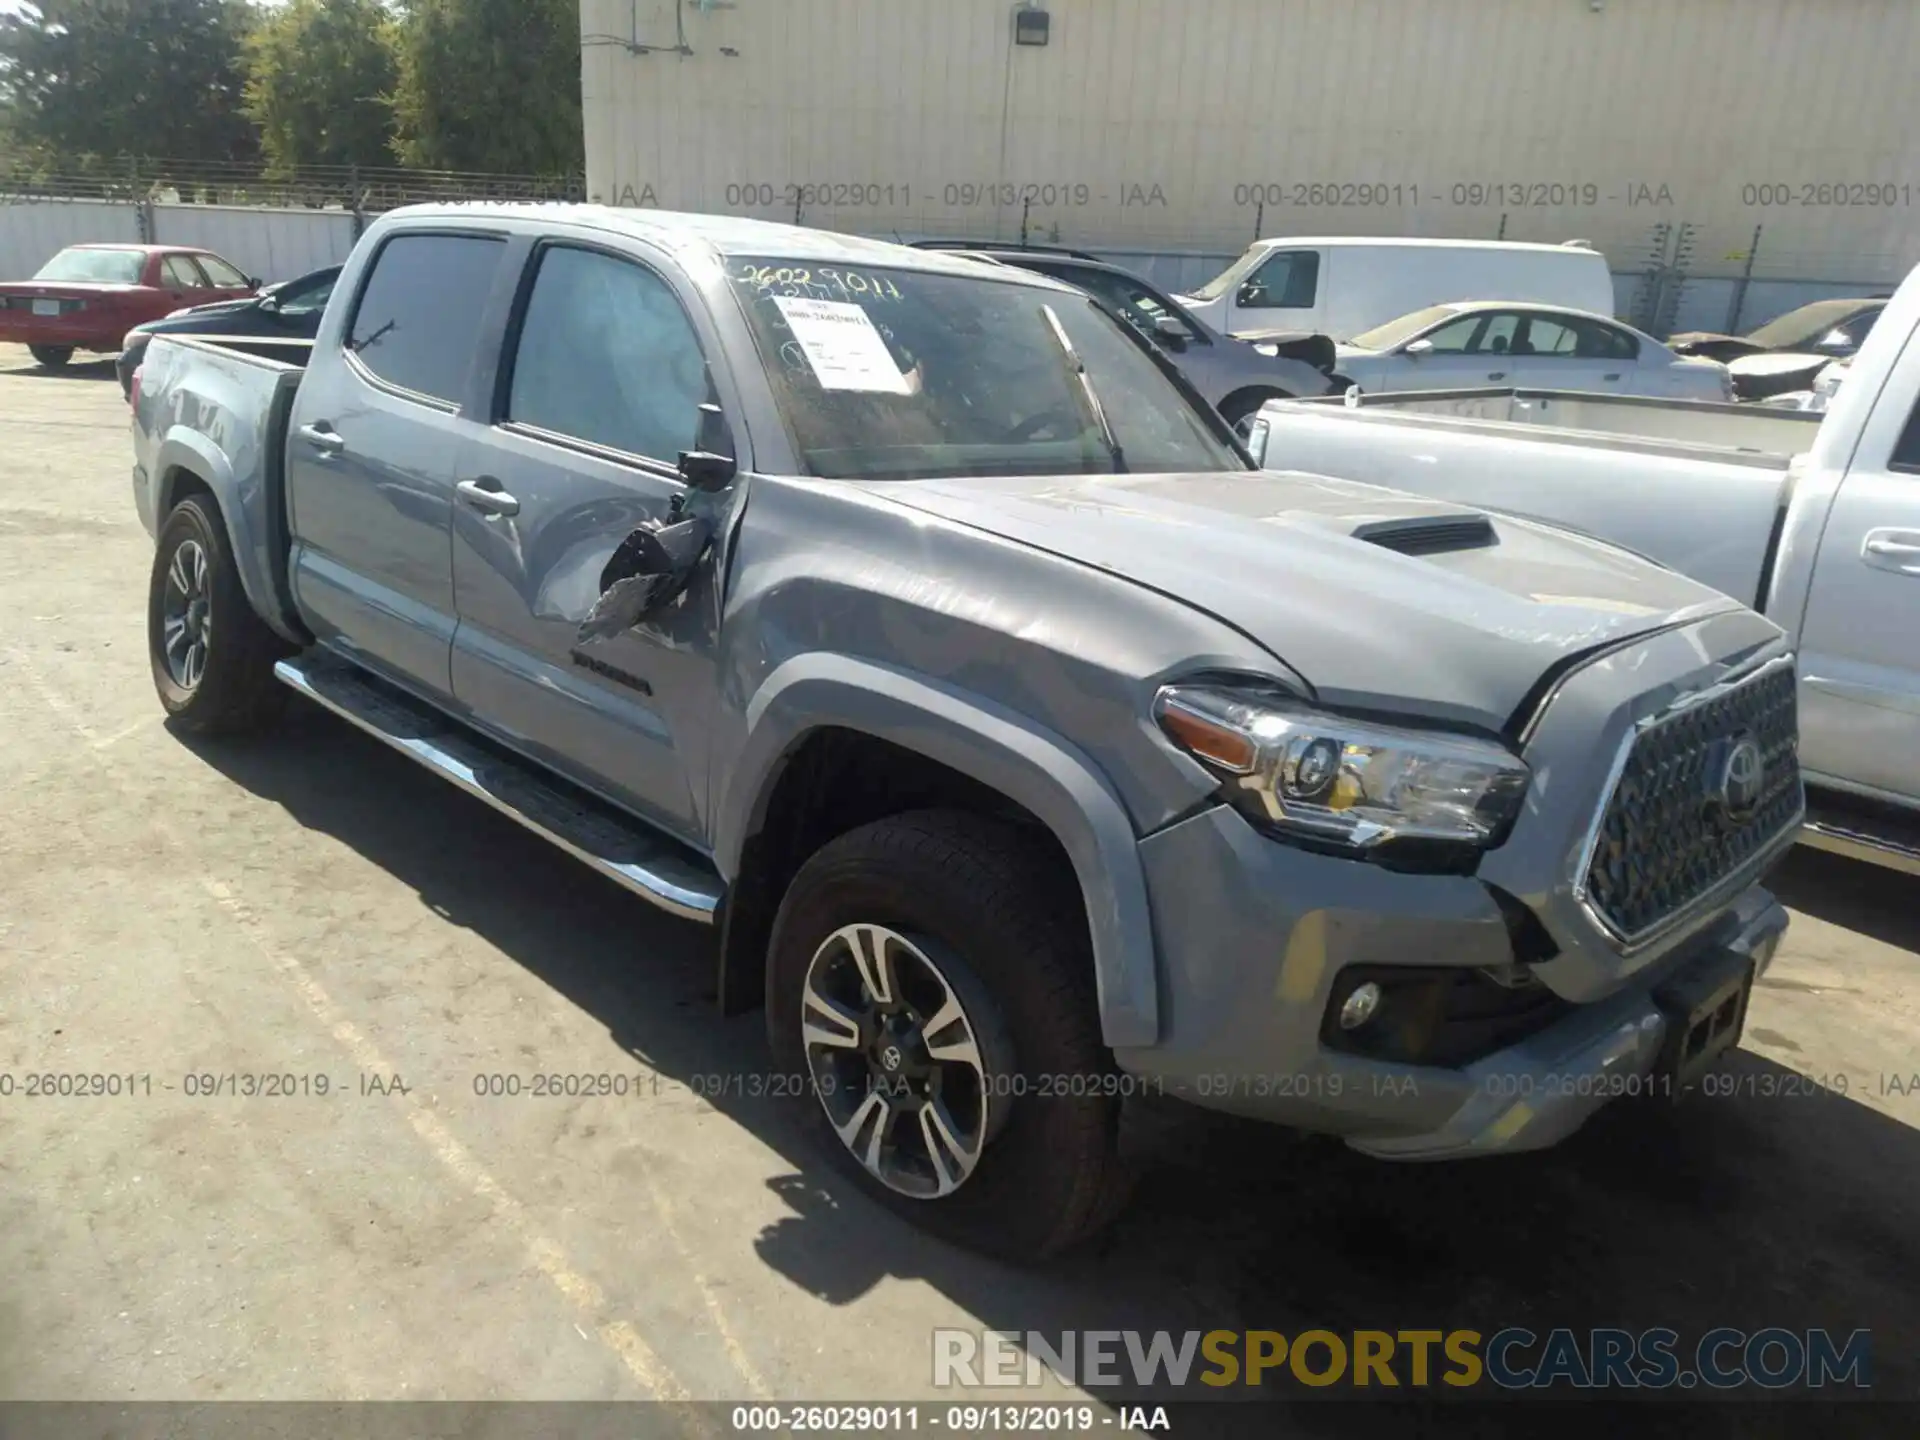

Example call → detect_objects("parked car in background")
1248 255 1920 874
1669 297 1887 365
117 263 341 399
920 242 1338 428
131 205 1798 1259
1759 357 1851 414
1174 237 1614 341
1335 301 1733 401
0 243 259 369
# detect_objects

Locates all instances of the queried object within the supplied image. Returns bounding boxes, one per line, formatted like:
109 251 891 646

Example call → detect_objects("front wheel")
767 811 1134 1260
147 495 290 734
29 344 73 370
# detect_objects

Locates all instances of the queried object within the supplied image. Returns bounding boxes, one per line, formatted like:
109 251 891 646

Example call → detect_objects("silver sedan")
1335 301 1734 401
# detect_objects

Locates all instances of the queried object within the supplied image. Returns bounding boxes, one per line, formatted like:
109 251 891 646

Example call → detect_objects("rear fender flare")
715 653 1161 1048
152 427 300 643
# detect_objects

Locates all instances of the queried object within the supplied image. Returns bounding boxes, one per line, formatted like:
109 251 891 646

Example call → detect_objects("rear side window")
348 233 507 405
505 246 709 463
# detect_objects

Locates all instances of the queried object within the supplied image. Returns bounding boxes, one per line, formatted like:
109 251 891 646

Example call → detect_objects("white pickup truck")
1248 264 1920 875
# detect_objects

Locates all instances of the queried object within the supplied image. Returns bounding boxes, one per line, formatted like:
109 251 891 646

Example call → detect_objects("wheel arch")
153 432 304 646
712 654 1160 1049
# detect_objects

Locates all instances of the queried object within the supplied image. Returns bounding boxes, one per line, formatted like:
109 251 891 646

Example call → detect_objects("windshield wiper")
1039 303 1127 473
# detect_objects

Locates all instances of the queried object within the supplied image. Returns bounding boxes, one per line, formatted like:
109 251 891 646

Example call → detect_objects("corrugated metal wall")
0 199 355 284
582 0 1920 294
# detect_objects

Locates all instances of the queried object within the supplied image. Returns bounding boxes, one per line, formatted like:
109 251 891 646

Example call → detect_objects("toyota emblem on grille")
1707 734 1766 824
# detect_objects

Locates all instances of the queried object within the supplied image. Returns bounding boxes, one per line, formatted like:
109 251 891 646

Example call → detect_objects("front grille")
1584 662 1801 943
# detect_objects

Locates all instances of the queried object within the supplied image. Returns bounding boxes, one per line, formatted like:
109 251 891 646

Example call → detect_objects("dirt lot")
1 349 1916 1428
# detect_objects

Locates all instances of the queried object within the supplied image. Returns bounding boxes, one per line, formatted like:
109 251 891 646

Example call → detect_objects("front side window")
1240 250 1319 309
162 255 209 289
347 233 507 405
506 246 709 463
34 247 145 284
726 256 1244 480
197 254 249 288
1421 314 1492 353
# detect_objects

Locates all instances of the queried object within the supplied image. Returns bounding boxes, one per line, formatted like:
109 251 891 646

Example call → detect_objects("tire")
1220 388 1287 436
767 810 1135 1261
147 494 290 734
29 344 73 370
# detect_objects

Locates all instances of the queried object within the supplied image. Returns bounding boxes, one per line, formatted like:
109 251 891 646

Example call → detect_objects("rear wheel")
768 811 1134 1260
29 344 73 370
147 495 290 734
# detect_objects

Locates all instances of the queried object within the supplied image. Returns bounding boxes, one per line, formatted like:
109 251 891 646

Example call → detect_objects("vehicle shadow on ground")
1766 847 1920 953
185 709 1917 1433
0 356 117 380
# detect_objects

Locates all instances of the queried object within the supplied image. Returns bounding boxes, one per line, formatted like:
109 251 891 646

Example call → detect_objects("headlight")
1154 684 1530 857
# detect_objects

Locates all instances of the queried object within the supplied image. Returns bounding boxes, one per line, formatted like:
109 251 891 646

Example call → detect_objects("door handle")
298 422 344 454
1487 371 1507 382
457 478 520 517
1863 532 1920 574
1603 372 1622 381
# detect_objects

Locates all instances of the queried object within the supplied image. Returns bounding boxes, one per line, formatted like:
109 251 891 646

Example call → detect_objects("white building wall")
581 0 1920 290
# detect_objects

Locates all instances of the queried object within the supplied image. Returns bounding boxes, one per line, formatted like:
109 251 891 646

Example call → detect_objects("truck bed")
1286 386 1823 464
1256 387 1820 606
132 333 310 641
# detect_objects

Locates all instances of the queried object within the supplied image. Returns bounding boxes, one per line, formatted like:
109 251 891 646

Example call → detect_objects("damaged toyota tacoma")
130 205 1804 1260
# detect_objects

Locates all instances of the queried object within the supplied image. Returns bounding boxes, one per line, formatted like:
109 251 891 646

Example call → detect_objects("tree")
244 0 398 173
0 0 257 162
389 0 582 175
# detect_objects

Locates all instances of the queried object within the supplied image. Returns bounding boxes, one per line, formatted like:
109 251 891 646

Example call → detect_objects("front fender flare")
715 653 1160 1049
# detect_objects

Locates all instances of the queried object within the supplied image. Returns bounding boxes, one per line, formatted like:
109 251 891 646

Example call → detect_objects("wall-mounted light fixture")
1013 4 1051 46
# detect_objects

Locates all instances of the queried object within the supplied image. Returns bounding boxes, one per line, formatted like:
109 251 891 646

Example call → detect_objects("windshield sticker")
772 296 911 394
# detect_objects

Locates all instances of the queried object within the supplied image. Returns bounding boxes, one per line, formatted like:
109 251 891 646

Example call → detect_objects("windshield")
1184 243 1272 302
34 247 146 284
727 256 1245 480
1746 300 1868 348
1347 305 1463 352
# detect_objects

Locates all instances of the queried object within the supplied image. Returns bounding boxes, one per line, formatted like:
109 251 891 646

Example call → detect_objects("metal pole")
1497 211 1508 240
1254 199 1264 240
1725 223 1762 335
1020 194 1031 247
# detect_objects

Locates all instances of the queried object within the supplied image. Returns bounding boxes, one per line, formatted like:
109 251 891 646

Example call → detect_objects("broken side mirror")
576 512 715 641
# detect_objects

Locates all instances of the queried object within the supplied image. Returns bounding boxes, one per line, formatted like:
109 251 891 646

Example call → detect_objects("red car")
0 243 260 369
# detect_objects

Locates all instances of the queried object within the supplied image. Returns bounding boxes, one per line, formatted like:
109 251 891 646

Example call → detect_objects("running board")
1800 794 1920 879
274 651 723 923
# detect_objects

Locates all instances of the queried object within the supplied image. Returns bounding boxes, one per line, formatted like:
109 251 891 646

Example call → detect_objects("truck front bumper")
1111 804 1788 1159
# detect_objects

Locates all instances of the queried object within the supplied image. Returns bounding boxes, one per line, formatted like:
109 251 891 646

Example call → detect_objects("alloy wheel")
800 923 995 1199
160 538 211 691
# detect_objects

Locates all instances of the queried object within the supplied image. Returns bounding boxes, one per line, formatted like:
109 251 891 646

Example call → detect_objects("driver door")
448 240 727 844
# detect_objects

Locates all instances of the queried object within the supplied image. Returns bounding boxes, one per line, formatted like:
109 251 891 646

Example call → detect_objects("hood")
1727 350 1829 379
133 295 261 335
873 469 1743 733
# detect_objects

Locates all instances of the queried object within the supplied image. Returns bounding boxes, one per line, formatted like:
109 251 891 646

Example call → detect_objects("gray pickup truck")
132 204 1802 1260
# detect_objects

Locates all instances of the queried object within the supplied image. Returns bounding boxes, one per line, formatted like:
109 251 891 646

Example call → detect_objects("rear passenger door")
1511 313 1633 392
287 230 510 699
448 241 721 841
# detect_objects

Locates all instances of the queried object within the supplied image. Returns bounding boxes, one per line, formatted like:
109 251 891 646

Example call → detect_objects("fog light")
1339 981 1382 1031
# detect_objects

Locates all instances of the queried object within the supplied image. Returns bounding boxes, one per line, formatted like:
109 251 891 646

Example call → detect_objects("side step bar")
1800 793 1920 879
275 651 724 924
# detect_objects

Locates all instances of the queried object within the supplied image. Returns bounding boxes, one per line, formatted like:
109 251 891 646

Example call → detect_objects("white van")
1175 237 1616 342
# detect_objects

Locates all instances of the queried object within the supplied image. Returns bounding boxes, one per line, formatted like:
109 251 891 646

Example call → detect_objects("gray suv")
131 207 1800 1260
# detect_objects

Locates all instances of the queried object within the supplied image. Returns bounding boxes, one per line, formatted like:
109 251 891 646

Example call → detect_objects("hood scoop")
1350 513 1498 557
